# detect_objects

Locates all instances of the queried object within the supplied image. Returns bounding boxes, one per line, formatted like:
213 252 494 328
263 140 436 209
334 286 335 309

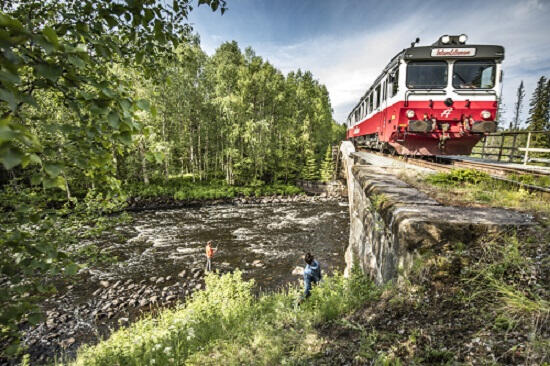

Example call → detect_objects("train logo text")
441 108 453 118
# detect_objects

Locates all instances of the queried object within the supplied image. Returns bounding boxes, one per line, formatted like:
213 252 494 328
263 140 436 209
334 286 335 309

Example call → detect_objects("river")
19 198 350 364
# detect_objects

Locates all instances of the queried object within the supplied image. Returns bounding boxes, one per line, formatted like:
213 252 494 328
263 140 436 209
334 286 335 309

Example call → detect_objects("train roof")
347 36 505 121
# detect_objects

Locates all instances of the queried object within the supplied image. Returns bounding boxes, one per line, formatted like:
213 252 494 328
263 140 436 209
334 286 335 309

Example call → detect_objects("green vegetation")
320 146 334 182
0 183 131 355
0 0 344 353
426 168 490 185
68 267 377 365
125 176 303 200
64 226 549 365
506 172 550 188
416 168 550 213
299 229 549 365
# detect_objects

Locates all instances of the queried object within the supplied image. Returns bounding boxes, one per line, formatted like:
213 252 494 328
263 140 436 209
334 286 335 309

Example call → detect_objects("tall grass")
68 267 377 365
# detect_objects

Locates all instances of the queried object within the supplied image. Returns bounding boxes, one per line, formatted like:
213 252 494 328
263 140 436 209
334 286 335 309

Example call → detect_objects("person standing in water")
205 241 217 272
303 252 321 298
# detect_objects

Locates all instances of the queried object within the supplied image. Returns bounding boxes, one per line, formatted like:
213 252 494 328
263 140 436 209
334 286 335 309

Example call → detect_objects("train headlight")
458 34 468 44
406 110 415 118
441 35 450 44
481 110 491 120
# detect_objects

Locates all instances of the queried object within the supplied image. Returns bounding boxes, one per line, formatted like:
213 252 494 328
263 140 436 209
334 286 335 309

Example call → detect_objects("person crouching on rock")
205 241 217 272
303 252 321 298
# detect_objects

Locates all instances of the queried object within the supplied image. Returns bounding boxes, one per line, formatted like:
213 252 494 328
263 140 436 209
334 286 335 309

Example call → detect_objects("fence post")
497 134 505 161
481 136 487 159
509 134 517 162
523 132 531 165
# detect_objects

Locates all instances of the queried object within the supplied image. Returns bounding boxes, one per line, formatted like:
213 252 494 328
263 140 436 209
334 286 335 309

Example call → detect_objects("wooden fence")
472 131 550 166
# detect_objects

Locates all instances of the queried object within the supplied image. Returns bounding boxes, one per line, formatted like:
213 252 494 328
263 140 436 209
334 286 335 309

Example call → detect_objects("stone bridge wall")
339 141 531 284
296 179 346 197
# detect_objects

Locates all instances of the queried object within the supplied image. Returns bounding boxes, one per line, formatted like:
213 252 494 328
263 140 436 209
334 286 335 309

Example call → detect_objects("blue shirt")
303 259 321 297
304 259 321 282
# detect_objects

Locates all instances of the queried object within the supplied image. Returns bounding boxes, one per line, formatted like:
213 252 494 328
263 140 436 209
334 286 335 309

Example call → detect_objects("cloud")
193 0 550 125
253 0 550 124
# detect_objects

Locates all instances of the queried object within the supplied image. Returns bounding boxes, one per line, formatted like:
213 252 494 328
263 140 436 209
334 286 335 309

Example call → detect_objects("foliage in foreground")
0 184 131 355
69 268 377 366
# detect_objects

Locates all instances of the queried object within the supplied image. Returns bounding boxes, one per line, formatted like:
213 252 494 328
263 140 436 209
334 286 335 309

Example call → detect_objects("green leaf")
0 13 23 31
101 87 115 98
42 26 59 47
0 88 19 111
119 131 132 145
107 111 120 129
68 54 86 68
0 147 23 169
34 64 63 82
43 176 66 190
0 124 17 142
44 163 63 178
30 174 42 186
64 263 79 276
136 99 150 111
135 51 144 64
28 312 43 325
29 153 42 165
0 70 20 84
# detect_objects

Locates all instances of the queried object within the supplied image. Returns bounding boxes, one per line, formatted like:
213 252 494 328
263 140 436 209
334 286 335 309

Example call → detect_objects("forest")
0 0 343 357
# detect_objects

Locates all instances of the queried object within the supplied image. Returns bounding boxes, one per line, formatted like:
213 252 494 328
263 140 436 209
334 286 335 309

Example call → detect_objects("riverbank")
2 198 349 365
67 268 378 366
66 223 549 365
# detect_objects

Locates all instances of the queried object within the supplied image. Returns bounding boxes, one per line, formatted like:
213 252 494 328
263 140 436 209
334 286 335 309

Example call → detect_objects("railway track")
357 148 550 195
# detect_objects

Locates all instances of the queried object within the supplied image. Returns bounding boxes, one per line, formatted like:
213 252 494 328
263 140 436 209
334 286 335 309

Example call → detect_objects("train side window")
382 80 387 102
391 68 399 97
375 85 381 108
368 95 373 114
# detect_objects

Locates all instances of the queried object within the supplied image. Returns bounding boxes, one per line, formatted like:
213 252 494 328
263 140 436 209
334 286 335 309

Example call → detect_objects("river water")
20 199 350 364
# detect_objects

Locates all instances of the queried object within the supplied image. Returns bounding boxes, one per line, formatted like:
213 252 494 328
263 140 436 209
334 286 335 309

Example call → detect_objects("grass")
402 168 550 213
65 266 378 365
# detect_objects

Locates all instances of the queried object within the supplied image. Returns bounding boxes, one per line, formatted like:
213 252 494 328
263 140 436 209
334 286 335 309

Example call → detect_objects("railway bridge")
338 141 532 284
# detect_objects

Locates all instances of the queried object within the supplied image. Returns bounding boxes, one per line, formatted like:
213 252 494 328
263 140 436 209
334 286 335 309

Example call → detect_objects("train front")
393 34 504 155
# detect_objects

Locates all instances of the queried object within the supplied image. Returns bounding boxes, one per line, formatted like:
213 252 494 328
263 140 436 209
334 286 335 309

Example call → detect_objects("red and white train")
346 34 504 155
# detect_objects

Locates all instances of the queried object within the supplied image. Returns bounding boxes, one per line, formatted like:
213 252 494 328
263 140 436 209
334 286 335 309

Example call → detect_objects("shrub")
426 169 490 186
69 268 377 365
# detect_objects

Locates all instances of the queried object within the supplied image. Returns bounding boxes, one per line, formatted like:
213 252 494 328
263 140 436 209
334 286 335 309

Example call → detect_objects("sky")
188 0 550 126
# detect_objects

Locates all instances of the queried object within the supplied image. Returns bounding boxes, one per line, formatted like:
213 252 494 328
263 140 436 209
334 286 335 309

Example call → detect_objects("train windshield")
406 61 448 89
453 60 495 89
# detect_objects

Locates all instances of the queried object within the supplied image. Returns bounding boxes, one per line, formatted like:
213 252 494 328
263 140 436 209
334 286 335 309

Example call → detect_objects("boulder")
139 299 149 307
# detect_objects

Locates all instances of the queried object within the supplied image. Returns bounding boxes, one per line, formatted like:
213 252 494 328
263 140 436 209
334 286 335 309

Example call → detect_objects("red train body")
346 35 504 155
